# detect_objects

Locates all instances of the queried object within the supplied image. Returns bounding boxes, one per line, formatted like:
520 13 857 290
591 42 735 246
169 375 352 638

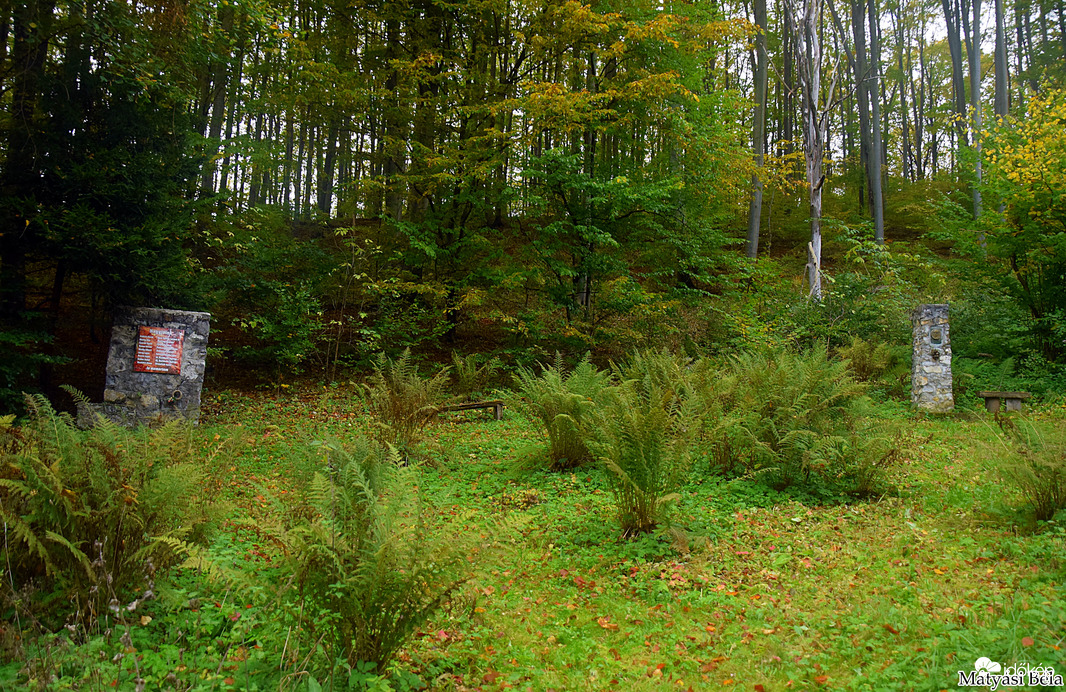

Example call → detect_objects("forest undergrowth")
1 378 1065 691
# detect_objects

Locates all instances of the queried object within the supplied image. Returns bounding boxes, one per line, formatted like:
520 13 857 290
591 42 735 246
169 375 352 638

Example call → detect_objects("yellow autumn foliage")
982 89 1066 220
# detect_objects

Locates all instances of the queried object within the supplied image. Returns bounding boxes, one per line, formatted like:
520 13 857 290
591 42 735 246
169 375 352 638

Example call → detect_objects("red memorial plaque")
133 326 184 374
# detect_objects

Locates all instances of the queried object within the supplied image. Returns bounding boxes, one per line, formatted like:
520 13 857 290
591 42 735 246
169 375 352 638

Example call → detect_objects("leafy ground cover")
4 386 1065 691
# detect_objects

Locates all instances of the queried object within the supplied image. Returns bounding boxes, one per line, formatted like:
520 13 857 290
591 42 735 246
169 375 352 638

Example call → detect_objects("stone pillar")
84 307 211 427
911 303 953 412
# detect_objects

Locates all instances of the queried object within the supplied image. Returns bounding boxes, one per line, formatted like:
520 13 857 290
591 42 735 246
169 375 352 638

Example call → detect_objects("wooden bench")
441 399 504 421
977 391 1031 413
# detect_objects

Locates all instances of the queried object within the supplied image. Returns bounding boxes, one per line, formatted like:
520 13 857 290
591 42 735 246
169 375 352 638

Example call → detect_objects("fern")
277 439 468 673
513 354 610 470
989 417 1066 521
450 352 502 402
364 349 451 457
717 348 884 492
589 375 696 536
0 394 234 625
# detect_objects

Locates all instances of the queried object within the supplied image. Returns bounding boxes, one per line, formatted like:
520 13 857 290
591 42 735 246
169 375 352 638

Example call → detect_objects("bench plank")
442 400 504 421
977 391 1031 413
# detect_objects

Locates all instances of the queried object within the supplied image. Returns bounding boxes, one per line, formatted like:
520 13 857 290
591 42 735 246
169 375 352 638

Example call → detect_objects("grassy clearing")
4 387 1065 690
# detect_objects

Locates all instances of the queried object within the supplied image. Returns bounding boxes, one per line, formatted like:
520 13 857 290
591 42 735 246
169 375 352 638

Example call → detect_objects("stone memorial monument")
81 307 211 427
911 303 953 412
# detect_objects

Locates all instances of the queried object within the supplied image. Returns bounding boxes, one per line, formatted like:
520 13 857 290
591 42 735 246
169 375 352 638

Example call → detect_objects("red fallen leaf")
609 648 621 661
814 675 829 685
755 686 766 692
482 671 502 683
1022 636 1035 647
558 569 570 578
229 613 241 622
224 678 235 685
597 617 619 631
883 624 899 635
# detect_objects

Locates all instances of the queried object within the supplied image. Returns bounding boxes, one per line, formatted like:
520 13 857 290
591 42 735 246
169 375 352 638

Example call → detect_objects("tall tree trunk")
968 0 983 218
383 17 404 220
318 119 340 215
783 5 796 155
1059 0 1066 61
791 0 839 300
283 113 294 212
219 45 243 195
867 0 885 243
894 5 912 180
746 0 769 258
912 11 927 180
200 4 235 196
994 0 1010 116
942 0 969 148
850 0 871 213
1015 0 1034 97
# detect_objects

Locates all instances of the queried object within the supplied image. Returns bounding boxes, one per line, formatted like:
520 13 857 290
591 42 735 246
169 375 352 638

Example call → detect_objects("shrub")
280 439 467 674
0 395 228 626
991 416 1066 522
718 348 881 492
363 349 451 457
513 354 610 470
590 376 696 536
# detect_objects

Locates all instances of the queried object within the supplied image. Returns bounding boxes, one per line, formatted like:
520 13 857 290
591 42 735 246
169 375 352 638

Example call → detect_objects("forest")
1 0 1065 689
0 0 1062 396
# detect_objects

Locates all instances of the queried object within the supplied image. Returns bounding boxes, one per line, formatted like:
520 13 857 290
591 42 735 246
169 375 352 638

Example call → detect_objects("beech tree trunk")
866 0 885 243
942 0 969 148
746 0 769 258
968 0 983 218
790 0 839 300
994 0 1009 117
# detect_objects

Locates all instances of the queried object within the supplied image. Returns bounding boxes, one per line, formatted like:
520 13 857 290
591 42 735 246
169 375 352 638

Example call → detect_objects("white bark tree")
788 0 842 300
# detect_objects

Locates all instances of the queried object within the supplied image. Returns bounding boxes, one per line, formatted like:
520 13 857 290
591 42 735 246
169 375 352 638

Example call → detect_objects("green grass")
4 386 1065 690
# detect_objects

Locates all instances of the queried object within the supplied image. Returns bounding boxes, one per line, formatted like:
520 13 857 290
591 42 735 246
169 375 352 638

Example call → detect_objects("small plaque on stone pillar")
911 303 953 412
134 326 185 374
80 307 211 427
